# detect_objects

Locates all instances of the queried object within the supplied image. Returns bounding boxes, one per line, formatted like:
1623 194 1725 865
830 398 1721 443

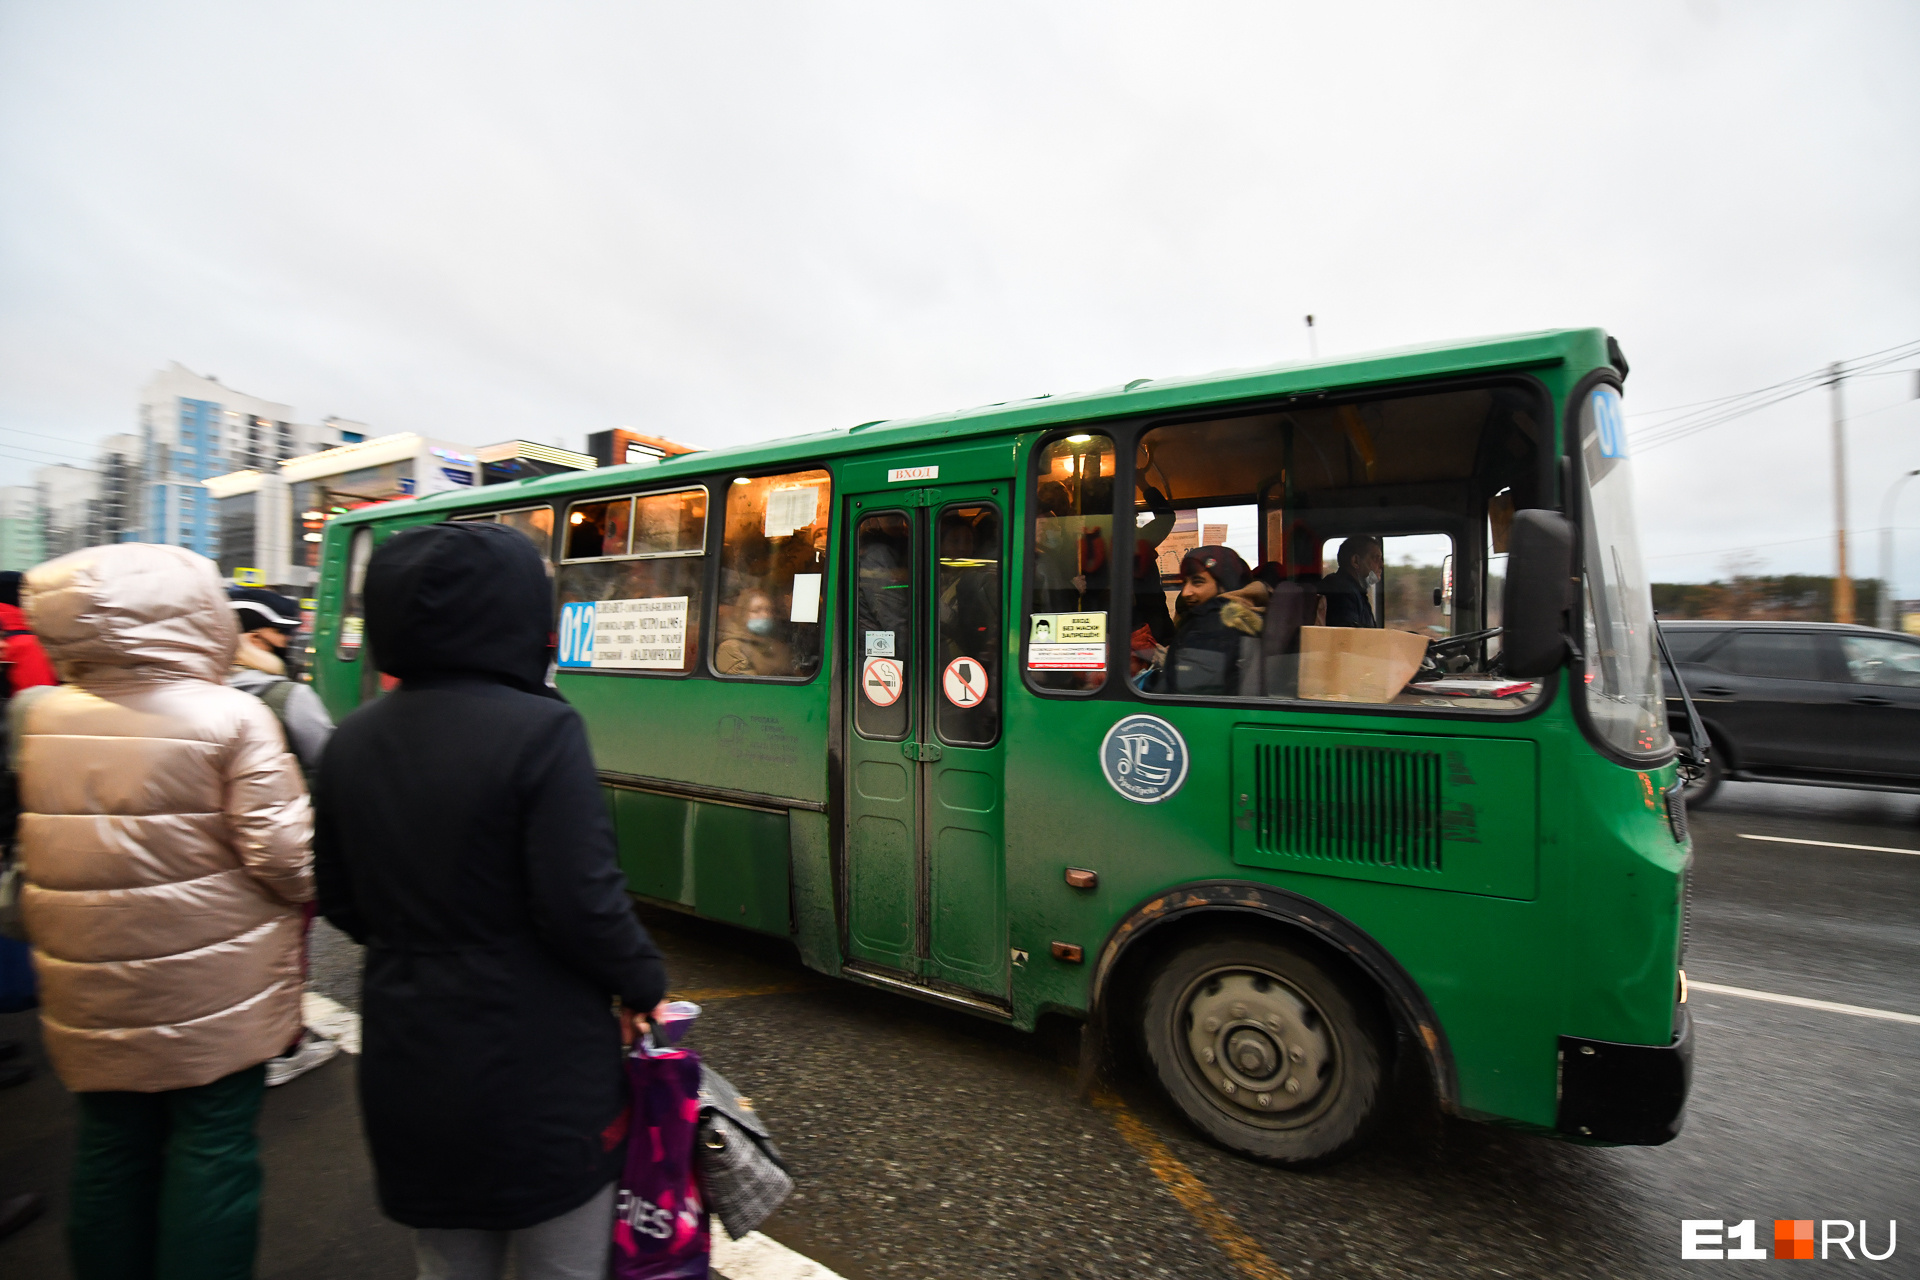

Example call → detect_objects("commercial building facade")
207 433 484 592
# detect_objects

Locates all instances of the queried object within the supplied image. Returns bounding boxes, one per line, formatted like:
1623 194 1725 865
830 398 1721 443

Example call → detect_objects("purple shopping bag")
611 1042 710 1280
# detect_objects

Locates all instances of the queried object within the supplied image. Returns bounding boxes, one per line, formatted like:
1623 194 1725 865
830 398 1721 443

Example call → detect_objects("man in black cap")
226 586 341 1087
227 587 334 777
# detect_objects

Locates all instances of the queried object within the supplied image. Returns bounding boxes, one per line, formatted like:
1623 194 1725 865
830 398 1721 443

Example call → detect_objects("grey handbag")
695 1065 793 1240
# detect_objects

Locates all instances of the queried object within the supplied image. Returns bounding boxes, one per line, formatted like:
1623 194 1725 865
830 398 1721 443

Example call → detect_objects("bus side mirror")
1502 510 1575 677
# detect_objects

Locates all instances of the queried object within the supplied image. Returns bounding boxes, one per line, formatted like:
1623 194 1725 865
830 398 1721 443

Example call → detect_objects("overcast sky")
3 2 1916 586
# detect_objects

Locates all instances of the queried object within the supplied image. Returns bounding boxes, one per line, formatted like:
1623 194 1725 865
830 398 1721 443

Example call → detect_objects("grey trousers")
414 1181 616 1280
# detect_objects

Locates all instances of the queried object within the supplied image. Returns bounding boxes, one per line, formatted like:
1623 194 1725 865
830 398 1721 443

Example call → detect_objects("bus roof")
340 326 1607 526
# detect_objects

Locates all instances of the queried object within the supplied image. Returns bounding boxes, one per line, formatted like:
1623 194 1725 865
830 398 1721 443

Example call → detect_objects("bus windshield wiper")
1653 614 1709 773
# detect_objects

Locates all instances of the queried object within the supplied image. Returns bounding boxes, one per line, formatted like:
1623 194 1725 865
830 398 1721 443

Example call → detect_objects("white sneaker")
266 1028 341 1087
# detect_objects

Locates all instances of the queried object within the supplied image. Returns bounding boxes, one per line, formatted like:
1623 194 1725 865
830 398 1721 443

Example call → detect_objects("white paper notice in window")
764 486 818 539
790 573 822 624
589 596 688 669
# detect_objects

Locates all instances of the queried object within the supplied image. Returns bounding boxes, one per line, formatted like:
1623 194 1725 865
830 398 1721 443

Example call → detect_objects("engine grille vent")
1250 743 1444 872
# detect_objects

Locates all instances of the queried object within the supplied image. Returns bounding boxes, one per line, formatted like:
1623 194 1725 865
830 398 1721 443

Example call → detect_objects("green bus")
312 328 1691 1164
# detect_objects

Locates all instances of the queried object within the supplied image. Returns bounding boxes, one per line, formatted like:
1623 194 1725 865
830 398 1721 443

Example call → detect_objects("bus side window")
337 527 372 659
713 469 832 681
556 488 707 675
457 506 556 565
1025 433 1114 693
1133 387 1543 709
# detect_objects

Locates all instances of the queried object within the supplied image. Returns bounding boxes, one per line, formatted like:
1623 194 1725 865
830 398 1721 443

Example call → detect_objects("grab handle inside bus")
1500 509 1575 678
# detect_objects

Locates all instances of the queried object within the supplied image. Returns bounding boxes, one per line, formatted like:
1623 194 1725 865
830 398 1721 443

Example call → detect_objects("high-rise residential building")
95 433 141 544
137 364 293 557
0 487 44 572
37 463 101 559
134 363 358 553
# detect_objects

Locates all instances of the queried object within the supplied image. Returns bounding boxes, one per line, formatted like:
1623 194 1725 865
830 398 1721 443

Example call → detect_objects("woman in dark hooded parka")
315 522 667 1279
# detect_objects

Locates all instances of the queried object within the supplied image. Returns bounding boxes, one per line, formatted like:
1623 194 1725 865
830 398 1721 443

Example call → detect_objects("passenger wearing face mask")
714 588 793 676
1320 536 1383 629
225 587 342 1087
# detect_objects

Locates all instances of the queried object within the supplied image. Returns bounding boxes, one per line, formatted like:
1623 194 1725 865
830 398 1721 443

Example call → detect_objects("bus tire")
1142 934 1385 1166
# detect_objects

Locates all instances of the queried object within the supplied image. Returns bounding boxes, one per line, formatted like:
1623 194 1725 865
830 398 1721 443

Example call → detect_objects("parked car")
1659 620 1920 804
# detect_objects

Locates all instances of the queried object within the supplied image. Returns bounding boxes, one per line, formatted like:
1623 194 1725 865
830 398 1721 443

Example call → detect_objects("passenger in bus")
1320 535 1383 628
1161 545 1264 695
315 522 668 1277
714 588 792 676
1131 485 1177 648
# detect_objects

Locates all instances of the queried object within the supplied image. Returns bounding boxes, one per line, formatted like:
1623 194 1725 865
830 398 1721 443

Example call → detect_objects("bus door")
843 485 1009 1003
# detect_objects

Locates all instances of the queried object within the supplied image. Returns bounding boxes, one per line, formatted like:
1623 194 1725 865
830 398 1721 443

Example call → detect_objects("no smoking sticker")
943 656 989 708
862 656 904 706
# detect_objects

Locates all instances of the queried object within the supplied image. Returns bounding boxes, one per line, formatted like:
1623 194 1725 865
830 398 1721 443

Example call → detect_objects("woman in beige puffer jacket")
17 542 312 1279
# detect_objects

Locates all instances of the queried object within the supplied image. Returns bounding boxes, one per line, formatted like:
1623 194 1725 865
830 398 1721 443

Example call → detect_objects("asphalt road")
2 777 1915 1278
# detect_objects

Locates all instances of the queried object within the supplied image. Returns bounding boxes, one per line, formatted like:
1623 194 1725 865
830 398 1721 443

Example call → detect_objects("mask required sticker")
1027 611 1106 670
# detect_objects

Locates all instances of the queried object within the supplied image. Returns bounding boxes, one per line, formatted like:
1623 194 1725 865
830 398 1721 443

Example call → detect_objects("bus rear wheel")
1142 935 1385 1166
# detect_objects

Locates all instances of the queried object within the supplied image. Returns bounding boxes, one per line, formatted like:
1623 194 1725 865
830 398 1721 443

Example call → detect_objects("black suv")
1660 620 1920 804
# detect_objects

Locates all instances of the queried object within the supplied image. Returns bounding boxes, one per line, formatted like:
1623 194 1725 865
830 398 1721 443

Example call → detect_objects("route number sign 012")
862 656 904 706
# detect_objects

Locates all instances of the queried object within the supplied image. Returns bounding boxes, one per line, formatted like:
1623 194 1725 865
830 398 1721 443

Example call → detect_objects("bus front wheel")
1142 935 1386 1166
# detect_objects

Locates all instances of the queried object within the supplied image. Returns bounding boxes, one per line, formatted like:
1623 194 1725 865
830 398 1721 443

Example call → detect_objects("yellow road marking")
1091 1088 1293 1280
672 983 811 1002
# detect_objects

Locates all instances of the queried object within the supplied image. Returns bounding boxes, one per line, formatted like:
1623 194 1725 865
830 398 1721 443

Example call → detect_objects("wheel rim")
1174 965 1340 1129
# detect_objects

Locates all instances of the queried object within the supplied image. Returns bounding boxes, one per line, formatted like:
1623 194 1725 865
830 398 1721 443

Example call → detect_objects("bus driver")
1321 535 1383 629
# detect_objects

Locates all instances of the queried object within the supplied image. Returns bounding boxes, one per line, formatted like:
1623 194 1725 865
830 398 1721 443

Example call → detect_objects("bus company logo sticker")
1100 714 1189 803
887 465 938 483
862 656 904 706
1680 1218 1896 1261
943 657 989 708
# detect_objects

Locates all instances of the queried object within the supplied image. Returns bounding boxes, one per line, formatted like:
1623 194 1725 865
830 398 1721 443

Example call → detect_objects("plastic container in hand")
653 1000 701 1046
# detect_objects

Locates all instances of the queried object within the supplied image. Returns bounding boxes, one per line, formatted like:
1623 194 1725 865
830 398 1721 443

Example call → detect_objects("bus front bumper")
1554 1006 1693 1145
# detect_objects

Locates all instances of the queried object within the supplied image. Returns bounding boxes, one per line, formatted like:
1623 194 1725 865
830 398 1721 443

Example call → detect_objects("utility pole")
1304 315 1318 361
1831 361 1854 624
1880 470 1920 631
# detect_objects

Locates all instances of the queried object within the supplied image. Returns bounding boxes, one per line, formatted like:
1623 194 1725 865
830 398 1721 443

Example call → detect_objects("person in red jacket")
0 572 57 694
0 568 57 1238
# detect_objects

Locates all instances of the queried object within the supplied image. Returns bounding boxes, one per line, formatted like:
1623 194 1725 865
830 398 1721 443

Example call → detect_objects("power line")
1645 526 1920 563
1629 339 1920 453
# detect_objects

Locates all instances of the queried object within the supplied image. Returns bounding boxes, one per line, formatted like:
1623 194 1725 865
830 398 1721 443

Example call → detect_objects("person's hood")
24 543 236 685
225 665 281 695
365 521 552 692
1220 598 1265 637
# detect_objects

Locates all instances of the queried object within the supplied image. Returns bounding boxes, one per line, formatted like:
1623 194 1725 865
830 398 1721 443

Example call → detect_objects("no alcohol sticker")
943 656 989 708
862 656 904 706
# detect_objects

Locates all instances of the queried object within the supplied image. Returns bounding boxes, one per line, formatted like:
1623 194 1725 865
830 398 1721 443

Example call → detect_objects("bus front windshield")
1579 383 1671 758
